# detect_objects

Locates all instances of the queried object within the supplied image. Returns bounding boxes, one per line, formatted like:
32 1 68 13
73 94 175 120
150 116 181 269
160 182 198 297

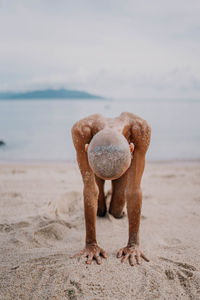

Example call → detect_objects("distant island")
0 88 103 100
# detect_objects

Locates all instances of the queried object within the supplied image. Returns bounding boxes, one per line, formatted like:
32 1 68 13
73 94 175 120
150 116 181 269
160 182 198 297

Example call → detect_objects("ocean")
0 98 200 161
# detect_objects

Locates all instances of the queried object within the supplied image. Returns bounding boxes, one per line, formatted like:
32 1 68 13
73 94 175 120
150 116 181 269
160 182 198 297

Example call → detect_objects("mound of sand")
0 162 200 299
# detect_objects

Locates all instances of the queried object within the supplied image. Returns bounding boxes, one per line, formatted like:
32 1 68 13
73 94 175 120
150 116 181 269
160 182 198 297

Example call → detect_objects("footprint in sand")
160 256 198 298
34 223 68 242
34 217 78 244
160 257 197 271
47 191 82 218
0 221 30 232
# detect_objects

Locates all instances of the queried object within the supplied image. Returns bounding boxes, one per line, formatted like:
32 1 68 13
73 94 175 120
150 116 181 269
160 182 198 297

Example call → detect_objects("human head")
85 128 134 180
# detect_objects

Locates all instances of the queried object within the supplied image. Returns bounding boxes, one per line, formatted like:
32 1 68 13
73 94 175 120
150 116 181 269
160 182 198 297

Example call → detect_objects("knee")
109 207 125 218
109 201 125 218
97 206 107 217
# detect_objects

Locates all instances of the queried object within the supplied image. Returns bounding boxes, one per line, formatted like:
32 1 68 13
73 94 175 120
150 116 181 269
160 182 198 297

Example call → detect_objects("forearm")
127 188 142 246
83 183 99 245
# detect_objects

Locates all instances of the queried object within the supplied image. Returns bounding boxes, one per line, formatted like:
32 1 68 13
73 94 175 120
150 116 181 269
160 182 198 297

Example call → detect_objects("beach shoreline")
0 158 200 164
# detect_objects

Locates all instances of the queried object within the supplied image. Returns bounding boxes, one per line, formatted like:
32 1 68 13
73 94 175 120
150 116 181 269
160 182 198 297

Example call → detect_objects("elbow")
126 188 142 202
83 183 99 201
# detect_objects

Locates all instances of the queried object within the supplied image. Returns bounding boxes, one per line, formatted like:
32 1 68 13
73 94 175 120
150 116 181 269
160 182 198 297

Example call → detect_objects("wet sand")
0 161 200 299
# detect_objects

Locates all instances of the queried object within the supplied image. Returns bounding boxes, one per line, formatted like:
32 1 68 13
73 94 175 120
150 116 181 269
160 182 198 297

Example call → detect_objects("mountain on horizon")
0 88 103 100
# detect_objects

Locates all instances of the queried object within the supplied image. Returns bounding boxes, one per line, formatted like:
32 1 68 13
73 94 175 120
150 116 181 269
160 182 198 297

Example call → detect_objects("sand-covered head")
87 128 132 180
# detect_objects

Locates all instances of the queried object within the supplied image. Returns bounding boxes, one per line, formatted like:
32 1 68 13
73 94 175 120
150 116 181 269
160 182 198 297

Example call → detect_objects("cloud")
0 0 200 98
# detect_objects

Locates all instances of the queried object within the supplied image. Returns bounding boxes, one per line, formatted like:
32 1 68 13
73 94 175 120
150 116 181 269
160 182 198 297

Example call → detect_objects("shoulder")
71 114 103 144
130 116 151 153
72 114 102 133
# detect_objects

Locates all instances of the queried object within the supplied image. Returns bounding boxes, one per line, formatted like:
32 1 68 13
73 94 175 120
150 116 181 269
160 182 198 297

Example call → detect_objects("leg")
95 175 106 217
109 172 129 218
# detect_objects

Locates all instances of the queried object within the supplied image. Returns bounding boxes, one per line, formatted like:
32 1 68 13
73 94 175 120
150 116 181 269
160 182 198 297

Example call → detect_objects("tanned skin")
71 112 151 266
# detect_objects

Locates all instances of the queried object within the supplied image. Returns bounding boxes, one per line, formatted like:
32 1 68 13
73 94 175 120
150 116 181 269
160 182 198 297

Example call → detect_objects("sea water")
0 98 200 161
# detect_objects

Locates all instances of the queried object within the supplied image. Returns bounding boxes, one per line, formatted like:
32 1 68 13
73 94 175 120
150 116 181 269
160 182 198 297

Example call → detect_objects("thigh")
95 175 107 216
109 171 129 218
95 175 105 197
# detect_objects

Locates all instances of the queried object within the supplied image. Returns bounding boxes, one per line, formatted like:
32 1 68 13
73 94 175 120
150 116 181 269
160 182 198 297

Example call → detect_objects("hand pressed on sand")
117 245 149 266
72 244 107 265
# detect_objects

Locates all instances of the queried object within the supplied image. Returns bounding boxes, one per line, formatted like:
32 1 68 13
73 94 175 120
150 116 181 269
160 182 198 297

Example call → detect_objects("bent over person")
71 112 151 266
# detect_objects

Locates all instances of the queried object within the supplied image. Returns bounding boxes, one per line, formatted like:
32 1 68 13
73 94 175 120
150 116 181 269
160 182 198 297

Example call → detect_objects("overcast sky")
0 0 200 98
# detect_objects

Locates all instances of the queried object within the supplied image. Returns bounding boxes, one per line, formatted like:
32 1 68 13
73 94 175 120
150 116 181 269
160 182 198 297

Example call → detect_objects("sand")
0 161 200 300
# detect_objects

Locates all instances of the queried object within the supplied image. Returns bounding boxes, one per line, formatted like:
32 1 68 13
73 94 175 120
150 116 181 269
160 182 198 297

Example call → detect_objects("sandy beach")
0 161 200 299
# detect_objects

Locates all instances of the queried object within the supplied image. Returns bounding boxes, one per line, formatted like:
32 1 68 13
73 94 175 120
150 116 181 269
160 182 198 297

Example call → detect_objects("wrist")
86 239 97 246
128 233 139 247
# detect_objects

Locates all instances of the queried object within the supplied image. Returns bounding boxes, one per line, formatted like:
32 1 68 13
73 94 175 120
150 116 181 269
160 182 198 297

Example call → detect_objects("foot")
72 244 107 265
117 245 149 266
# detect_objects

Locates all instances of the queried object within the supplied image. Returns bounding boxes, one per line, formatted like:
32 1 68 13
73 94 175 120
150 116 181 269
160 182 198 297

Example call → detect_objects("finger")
71 249 85 259
135 253 141 265
94 255 102 265
121 253 129 263
129 255 136 266
117 249 123 258
86 253 94 265
78 252 88 262
141 252 150 262
100 249 107 259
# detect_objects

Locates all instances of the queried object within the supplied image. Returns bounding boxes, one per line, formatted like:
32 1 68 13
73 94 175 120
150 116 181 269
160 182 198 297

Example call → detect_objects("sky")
0 0 200 98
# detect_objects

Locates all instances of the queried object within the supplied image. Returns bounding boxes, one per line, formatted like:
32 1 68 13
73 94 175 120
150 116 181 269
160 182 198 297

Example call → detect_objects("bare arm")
71 121 107 264
126 149 145 247
72 123 98 245
117 120 151 265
